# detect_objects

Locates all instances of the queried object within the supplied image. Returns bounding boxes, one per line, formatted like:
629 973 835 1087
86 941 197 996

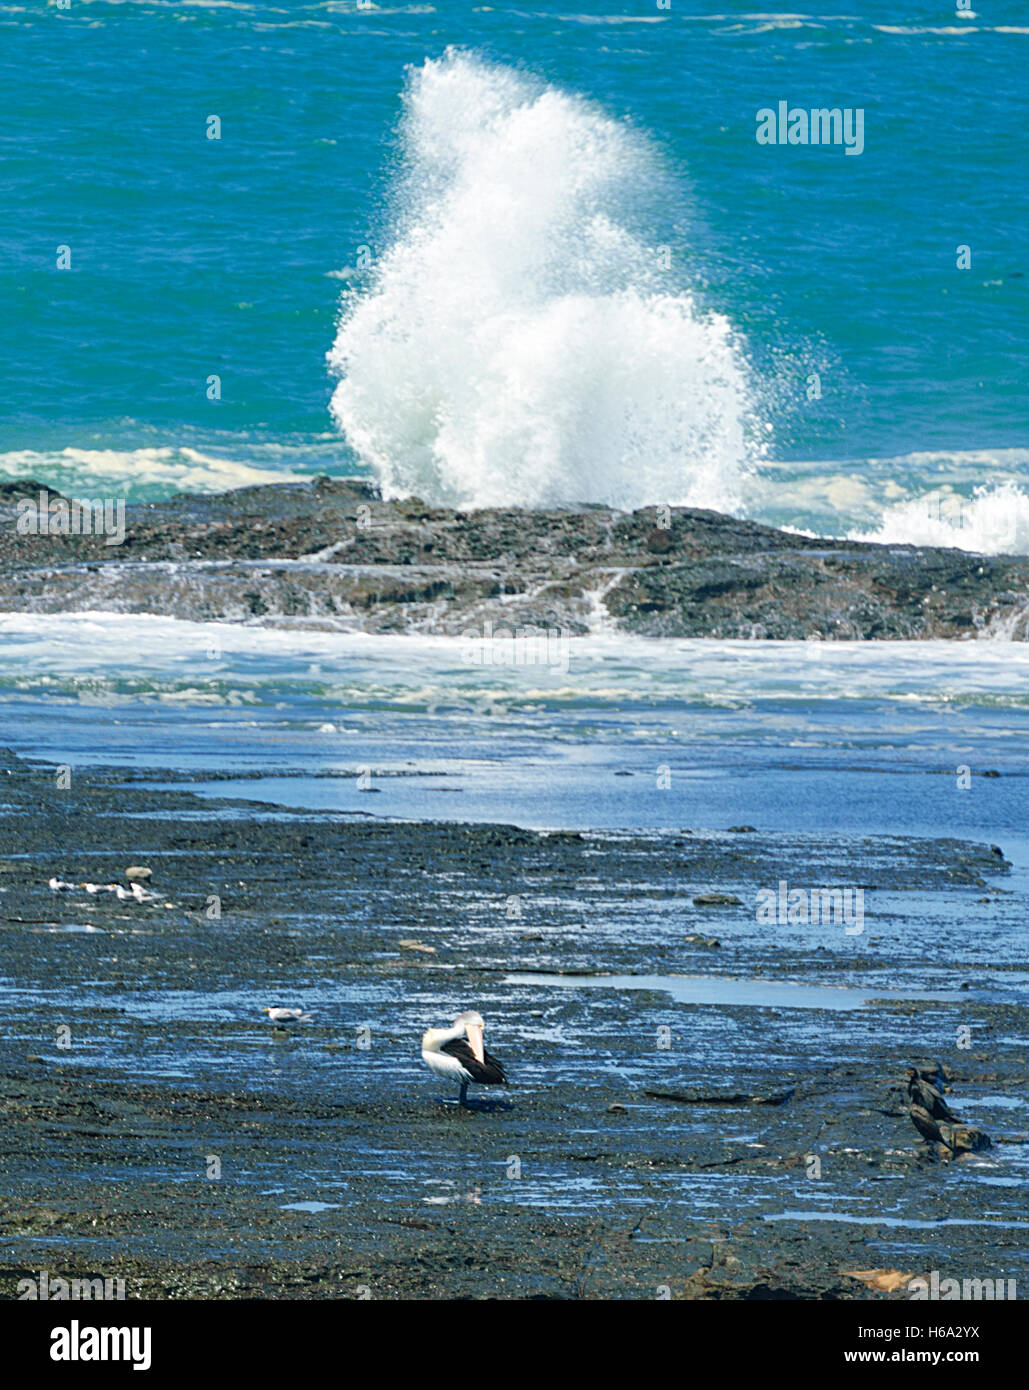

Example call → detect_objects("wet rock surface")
1 751 1025 1300
2 477 1027 638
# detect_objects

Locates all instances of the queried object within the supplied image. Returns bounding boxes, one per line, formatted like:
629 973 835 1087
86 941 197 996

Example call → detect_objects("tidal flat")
1 750 1025 1300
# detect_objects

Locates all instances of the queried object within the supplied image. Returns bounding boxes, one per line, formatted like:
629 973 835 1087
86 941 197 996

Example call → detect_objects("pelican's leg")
459 1081 469 1108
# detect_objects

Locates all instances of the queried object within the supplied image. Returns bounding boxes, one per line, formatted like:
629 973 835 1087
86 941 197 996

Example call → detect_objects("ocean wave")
327 50 763 512
848 482 1029 556
0 447 301 499
2 616 1028 712
749 452 1029 554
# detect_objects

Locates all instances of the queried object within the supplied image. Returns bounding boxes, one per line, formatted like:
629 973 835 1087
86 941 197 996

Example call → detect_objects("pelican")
421 1010 507 1107
262 1007 313 1027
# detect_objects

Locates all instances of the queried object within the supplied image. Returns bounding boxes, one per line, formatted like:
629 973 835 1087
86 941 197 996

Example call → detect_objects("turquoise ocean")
2 0 1027 548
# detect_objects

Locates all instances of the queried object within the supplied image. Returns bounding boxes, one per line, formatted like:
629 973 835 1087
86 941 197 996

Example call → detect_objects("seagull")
906 1067 959 1122
262 1007 313 1027
421 1010 507 1108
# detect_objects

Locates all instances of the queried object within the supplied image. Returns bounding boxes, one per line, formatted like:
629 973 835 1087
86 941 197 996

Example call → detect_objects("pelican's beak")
465 1020 485 1065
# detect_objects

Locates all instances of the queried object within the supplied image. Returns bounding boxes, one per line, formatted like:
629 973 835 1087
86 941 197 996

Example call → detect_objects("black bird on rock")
909 1104 947 1147
909 1103 991 1156
906 1067 959 1122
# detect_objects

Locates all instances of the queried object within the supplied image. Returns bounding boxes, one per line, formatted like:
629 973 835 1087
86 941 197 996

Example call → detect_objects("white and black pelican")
421 1010 507 1107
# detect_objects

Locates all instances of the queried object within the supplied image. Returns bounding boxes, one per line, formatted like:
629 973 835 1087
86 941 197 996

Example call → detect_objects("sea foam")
850 481 1029 556
327 51 762 511
0 447 298 500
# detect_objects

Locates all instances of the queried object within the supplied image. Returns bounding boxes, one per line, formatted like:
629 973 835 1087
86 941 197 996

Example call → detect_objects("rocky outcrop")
1 475 1027 638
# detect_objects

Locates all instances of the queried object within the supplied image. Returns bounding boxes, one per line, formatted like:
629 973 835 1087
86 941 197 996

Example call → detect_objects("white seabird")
262 1007 314 1027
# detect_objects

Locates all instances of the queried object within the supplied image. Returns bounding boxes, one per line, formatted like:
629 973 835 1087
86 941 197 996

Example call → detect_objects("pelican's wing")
440 1039 507 1085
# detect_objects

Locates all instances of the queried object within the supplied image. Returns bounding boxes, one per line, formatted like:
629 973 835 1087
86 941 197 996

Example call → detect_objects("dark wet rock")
941 1123 992 1154
646 1089 756 1105
693 893 743 907
644 1087 795 1107
752 1088 797 1107
0 479 58 503
1 478 1027 638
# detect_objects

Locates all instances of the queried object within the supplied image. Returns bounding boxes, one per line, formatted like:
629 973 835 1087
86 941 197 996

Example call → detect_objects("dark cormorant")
906 1067 959 1122
909 1103 949 1148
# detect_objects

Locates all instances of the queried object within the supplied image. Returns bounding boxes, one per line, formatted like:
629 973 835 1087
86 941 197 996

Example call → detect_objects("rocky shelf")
2 475 1027 639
